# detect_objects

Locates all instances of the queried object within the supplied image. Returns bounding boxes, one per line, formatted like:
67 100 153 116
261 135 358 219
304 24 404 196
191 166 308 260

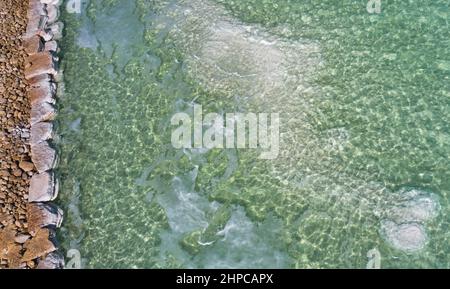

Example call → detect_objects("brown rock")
23 35 44 55
31 102 56 125
18 161 34 172
0 224 16 245
2 243 22 269
28 85 55 105
24 52 57 80
29 171 58 202
12 169 23 177
28 74 51 86
0 225 22 268
31 141 57 173
0 170 10 177
22 228 56 262
27 203 63 236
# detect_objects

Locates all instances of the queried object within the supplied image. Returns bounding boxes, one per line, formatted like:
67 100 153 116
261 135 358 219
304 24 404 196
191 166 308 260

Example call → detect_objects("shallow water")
57 0 449 268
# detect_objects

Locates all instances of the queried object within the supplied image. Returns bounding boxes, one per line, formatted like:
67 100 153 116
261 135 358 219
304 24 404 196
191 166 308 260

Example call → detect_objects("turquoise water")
57 0 450 268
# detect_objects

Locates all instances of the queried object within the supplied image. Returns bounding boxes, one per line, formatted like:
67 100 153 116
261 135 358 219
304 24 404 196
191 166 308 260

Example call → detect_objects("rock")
44 40 58 52
380 188 439 252
48 22 63 40
2 243 22 269
29 171 58 202
27 0 45 19
0 225 22 268
23 35 44 55
36 251 64 269
45 5 59 24
22 228 57 262
28 73 52 86
31 141 57 173
31 121 53 144
15 234 31 244
12 169 23 177
381 221 428 252
28 85 55 105
18 161 34 172
25 14 46 40
41 0 63 6
27 202 63 236
0 225 16 245
387 196 439 224
24 52 57 80
31 102 56 125
39 29 54 42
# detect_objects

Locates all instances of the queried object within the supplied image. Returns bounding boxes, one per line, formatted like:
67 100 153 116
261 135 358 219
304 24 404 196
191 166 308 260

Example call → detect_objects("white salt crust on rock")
24 0 64 268
29 171 58 202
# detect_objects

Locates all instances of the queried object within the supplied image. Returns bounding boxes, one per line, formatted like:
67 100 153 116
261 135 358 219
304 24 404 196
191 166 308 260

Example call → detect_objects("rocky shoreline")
0 0 63 269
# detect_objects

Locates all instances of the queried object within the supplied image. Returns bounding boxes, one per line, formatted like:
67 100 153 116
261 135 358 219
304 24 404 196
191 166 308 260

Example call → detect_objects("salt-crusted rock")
45 4 59 24
381 221 427 252
45 40 58 52
380 188 439 252
36 251 64 269
40 0 63 6
24 52 57 80
31 141 57 173
31 102 56 125
29 171 58 202
23 35 44 55
38 29 54 42
48 22 63 40
27 203 63 236
31 121 53 144
386 195 439 225
22 228 57 261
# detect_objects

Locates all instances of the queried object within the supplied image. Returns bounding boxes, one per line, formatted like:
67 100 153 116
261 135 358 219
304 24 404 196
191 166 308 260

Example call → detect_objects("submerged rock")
381 221 428 252
380 188 440 252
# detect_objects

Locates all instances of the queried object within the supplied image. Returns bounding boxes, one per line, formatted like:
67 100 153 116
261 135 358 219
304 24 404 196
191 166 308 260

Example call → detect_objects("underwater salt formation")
380 188 439 252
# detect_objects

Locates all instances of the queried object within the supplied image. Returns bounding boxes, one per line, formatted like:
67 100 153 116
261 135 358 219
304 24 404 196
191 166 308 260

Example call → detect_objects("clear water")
57 0 450 268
